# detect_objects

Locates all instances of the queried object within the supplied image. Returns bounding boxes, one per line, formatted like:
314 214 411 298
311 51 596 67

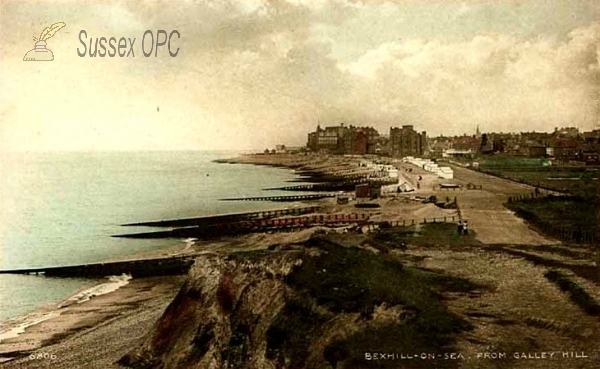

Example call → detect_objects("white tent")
381 181 415 194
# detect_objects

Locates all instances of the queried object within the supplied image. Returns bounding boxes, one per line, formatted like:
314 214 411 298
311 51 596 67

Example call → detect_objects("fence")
117 213 462 238
507 192 551 203
437 184 483 191
446 160 568 195
364 216 458 231
473 168 566 195
506 194 597 244
535 223 597 244
252 213 370 228
269 215 460 234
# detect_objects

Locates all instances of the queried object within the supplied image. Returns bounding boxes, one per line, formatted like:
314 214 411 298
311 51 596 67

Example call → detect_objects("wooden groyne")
113 226 203 239
114 213 371 239
228 212 370 229
300 173 372 182
265 178 398 192
219 194 337 202
0 255 196 278
265 182 359 192
121 206 320 227
212 156 322 169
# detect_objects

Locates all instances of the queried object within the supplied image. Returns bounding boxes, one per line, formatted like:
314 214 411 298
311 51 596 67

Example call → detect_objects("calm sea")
0 151 301 321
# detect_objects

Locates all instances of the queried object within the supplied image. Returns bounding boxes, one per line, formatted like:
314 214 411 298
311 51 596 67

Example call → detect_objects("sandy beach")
0 242 194 368
0 276 184 369
0 154 597 369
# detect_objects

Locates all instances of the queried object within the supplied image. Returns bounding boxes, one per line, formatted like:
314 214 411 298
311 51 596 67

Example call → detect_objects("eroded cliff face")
120 237 477 369
119 249 305 369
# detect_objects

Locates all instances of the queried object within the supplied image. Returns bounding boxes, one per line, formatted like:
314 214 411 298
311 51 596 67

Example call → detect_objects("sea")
0 151 302 330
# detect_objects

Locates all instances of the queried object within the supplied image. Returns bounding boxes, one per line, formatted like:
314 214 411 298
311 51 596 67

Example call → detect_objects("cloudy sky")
0 0 598 151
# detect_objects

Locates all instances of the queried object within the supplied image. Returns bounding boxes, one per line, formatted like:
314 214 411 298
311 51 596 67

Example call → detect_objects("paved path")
445 165 559 245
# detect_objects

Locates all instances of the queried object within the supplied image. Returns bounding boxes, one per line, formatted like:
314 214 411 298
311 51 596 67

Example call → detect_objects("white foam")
181 237 197 251
58 273 132 308
0 310 61 342
0 274 132 342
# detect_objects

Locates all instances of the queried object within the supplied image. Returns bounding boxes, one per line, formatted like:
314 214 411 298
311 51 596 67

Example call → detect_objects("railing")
507 191 562 203
225 213 371 229
506 193 596 244
370 216 458 229
270 215 460 234
534 223 597 244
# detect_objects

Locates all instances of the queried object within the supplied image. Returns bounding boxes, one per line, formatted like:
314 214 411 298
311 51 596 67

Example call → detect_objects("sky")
0 0 599 151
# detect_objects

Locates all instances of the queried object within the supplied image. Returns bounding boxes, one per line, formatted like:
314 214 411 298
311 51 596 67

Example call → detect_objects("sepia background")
1 0 598 152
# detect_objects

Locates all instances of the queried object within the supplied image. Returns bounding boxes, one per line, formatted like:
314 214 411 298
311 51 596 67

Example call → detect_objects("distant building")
307 124 346 153
307 124 381 155
389 125 427 158
553 139 582 161
342 126 379 155
582 150 599 165
370 135 390 155
581 129 600 165
582 129 600 144
447 134 480 153
428 137 452 158
522 141 546 157
554 127 580 138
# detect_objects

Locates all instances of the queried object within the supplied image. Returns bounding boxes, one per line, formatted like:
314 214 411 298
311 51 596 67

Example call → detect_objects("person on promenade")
458 220 463 235
463 220 469 235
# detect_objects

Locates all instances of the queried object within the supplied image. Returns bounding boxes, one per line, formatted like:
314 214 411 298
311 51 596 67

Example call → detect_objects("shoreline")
1 153 598 368
0 276 184 368
0 235 200 361
0 155 318 362
0 154 347 361
0 275 165 361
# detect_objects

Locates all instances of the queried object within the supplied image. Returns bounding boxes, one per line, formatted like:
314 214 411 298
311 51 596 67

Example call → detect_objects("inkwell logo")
23 22 66 61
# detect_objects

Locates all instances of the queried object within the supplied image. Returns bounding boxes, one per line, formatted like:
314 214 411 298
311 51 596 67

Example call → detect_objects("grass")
544 270 600 316
508 196 597 228
506 196 597 244
265 236 481 368
478 156 549 168
368 223 481 251
474 156 598 197
491 246 598 284
266 295 329 368
496 170 597 197
450 154 598 197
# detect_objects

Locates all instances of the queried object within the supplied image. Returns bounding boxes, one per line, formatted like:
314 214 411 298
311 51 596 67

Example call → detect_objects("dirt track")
441 165 559 245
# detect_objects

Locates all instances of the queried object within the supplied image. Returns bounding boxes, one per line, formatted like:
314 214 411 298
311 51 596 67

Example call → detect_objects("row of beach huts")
402 157 454 179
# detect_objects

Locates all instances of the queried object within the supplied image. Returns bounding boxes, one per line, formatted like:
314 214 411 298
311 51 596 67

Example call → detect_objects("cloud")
342 23 600 135
1 0 598 151
142 0 599 138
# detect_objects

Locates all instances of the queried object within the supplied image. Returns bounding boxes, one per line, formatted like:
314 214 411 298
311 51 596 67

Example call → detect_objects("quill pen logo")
23 22 66 61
